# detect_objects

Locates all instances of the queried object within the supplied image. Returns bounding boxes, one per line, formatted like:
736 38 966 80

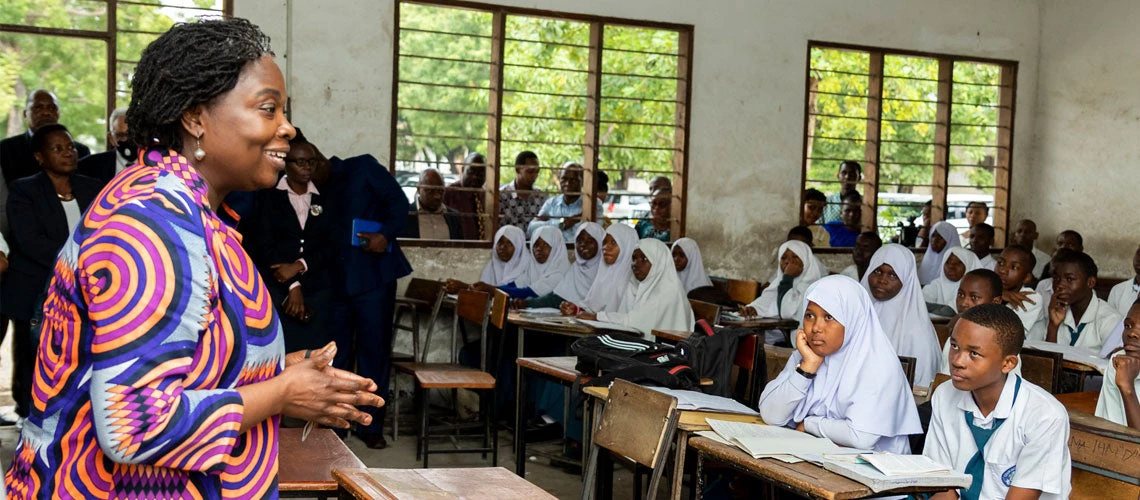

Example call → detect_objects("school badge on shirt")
310 204 322 217
1001 465 1016 487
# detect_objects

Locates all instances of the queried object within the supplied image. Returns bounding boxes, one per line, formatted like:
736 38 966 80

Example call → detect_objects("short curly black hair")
127 17 273 151
31 123 71 153
959 303 1024 356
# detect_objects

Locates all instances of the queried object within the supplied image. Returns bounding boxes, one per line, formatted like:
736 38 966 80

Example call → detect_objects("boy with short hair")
926 304 1071 500
840 231 882 280
1030 250 1121 350
1037 230 1084 292
940 269 1004 373
823 191 862 247
995 245 1042 337
802 188 830 248
1011 219 1050 280
961 202 989 241
969 223 996 271
1107 245 1140 316
1096 299 1140 430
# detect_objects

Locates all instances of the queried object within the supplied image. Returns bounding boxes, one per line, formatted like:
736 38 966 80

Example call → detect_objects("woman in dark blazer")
2 123 101 419
243 137 333 353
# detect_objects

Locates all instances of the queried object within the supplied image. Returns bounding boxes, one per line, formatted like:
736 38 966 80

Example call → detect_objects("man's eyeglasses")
286 158 320 167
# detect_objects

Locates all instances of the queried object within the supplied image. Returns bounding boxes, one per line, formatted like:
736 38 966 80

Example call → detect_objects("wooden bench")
279 427 365 499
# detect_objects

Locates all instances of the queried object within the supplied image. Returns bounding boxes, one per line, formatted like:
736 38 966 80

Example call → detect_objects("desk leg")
515 352 527 477
670 431 688 500
693 450 705 500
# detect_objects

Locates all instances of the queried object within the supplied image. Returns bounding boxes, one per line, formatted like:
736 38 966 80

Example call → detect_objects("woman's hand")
795 329 824 374
285 341 335 368
559 301 579 316
284 286 305 318
510 298 528 310
738 305 758 318
271 261 304 283
278 345 383 429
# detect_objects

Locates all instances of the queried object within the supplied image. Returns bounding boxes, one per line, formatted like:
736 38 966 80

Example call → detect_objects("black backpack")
678 320 762 400
571 332 699 390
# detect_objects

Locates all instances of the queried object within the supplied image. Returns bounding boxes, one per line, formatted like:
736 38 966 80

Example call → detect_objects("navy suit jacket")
77 150 117 186
243 186 334 294
0 131 91 185
325 154 412 296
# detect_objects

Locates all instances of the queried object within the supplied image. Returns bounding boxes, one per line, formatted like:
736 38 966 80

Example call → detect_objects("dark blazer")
325 154 413 297
244 186 334 293
403 200 462 240
0 132 91 185
2 172 101 319
77 150 117 186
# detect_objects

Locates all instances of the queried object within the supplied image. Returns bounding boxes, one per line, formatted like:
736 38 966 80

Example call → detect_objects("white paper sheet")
646 387 759 415
576 318 643 334
1023 339 1109 373
860 454 951 476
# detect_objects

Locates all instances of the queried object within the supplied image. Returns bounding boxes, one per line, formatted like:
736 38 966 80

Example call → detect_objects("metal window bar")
949 143 1006 149
500 138 588 147
881 96 940 105
947 184 1000 189
599 95 680 104
810 90 874 99
807 112 872 121
881 117 940 125
598 119 679 128
597 167 679 175
951 101 1006 109
881 73 940 83
400 26 493 39
399 80 492 91
503 36 590 49
598 144 679 152
399 107 493 117
400 53 492 65
810 68 873 77
805 157 878 164
396 133 491 142
501 113 589 123
116 28 168 36
878 161 940 166
879 138 939 146
503 88 588 98
503 61 590 73
808 135 870 143
117 0 224 12
601 71 683 81
949 123 1008 129
602 45 680 57
950 80 1009 88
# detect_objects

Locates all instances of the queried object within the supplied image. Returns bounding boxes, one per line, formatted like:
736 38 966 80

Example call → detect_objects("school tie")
960 376 1022 500
1067 322 1087 346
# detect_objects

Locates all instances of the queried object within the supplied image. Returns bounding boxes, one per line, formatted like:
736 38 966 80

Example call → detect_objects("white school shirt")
923 375 1071 500
839 264 859 281
1028 295 1122 350
1009 286 1043 338
977 253 997 271
1096 351 1140 426
1107 278 1140 317
1031 247 1050 280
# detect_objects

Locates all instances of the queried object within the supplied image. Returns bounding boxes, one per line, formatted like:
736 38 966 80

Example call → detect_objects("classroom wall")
1022 0 1140 278
234 0 1043 282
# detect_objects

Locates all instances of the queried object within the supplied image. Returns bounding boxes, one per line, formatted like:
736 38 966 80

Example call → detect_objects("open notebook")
704 419 866 462
822 455 971 493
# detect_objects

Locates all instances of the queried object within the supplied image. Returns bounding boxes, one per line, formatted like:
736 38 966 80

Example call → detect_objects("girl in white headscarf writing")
918 221 962 286
576 238 694 339
516 222 605 309
862 244 943 387
759 275 922 454
562 224 639 315
922 247 981 312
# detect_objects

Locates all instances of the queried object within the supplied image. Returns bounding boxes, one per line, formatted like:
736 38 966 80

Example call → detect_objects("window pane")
116 2 225 34
806 48 871 228
948 61 1002 239
0 33 107 151
0 0 107 31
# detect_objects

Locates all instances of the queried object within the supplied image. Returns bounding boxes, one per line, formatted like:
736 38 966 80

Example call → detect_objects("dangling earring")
194 135 206 161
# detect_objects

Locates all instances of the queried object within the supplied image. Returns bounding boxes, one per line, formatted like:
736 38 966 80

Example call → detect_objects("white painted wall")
1023 0 1140 277
236 0 1044 282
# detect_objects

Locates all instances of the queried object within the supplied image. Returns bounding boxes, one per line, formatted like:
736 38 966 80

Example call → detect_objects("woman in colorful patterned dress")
4 18 383 499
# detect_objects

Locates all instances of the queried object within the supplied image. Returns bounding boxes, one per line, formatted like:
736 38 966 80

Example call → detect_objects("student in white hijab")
862 244 943 387
478 225 533 289
581 238 694 338
671 238 713 293
743 240 824 320
919 221 962 286
539 222 605 306
567 223 639 314
758 275 922 454
922 247 981 310
523 225 570 297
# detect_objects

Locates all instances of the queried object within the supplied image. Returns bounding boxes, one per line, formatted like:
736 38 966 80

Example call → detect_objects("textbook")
576 318 643 335
822 458 971 493
705 419 865 460
645 387 759 415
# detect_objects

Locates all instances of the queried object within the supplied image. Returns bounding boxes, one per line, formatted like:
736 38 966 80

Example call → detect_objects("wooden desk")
333 467 557 499
688 437 951 500
279 428 365 499
653 329 692 343
1057 391 1100 415
514 356 590 478
583 385 765 499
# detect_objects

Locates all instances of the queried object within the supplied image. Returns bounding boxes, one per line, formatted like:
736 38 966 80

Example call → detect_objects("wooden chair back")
764 345 793 384
456 290 493 370
689 299 721 325
897 356 917 387
930 373 952 395
732 334 766 407
726 279 761 304
934 323 951 348
403 278 445 305
583 379 680 500
1068 411 1140 499
489 289 509 330
1020 347 1063 393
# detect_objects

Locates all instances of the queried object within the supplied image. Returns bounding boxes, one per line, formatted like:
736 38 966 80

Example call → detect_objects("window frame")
0 1 234 149
392 0 694 248
800 40 1018 253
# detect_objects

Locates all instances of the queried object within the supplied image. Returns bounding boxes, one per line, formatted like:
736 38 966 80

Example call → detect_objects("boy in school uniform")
939 269 1004 373
995 245 1043 337
840 231 882 281
802 188 830 248
969 223 997 271
1030 250 1121 350
1035 230 1084 298
1107 245 1140 316
1011 219 1050 280
925 304 1072 500
1096 299 1140 429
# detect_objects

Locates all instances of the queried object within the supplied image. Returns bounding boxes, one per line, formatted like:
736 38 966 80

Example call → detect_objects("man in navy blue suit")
299 131 412 449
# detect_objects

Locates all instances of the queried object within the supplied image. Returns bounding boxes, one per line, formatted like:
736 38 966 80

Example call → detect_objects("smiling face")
780 248 804 277
955 275 1001 313
495 235 515 262
930 231 947 253
672 245 688 272
576 230 598 261
944 253 967 282
601 234 620 265
947 319 1017 391
867 263 903 301
191 55 294 192
531 237 551 264
631 248 651 281
33 129 78 175
802 301 845 357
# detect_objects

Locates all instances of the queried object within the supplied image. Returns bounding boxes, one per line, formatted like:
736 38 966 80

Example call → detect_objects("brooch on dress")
310 204 323 216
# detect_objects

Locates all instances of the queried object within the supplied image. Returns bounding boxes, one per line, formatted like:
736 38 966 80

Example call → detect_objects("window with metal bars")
393 0 692 245
0 1 231 151
802 42 1016 250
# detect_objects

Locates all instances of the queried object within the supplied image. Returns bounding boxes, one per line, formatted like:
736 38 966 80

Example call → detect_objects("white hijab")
761 275 922 454
553 222 605 303
919 221 962 286
861 244 942 387
526 225 570 297
581 224 639 313
921 247 981 308
599 238 695 338
749 240 824 319
480 225 532 287
672 238 713 293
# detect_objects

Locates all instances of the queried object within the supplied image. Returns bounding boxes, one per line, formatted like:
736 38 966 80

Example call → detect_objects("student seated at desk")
969 223 997 271
741 240 823 327
925 304 1072 500
514 222 604 309
562 223 638 316
919 221 963 286
863 244 943 387
575 239 694 339
672 237 735 306
923 247 981 313
939 270 1024 376
840 231 882 281
758 275 922 454
995 245 1043 337
1034 230 1085 299
1030 250 1121 350
1096 300 1140 430
446 225 533 296
1107 245 1140 316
